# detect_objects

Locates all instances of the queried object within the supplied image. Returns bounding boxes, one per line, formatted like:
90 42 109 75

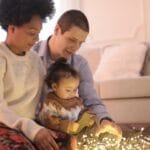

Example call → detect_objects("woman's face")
6 15 42 55
52 76 80 100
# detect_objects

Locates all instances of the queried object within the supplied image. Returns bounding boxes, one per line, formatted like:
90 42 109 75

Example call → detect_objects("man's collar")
67 57 72 64
38 36 72 64
38 36 51 57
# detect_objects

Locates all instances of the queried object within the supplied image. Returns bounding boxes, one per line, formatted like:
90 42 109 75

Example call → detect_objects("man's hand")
95 119 122 139
34 128 59 150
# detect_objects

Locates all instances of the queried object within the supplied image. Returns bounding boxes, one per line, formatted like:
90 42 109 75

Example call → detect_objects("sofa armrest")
99 76 150 99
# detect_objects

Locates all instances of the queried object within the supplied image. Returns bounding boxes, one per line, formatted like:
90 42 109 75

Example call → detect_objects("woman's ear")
51 83 57 91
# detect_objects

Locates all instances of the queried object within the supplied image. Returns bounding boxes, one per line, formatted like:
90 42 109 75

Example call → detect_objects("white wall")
80 0 148 45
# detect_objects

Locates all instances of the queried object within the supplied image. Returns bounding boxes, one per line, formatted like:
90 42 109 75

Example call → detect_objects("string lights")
77 127 150 150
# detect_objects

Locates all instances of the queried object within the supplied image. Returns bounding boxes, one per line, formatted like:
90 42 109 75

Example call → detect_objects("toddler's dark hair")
0 0 55 30
46 57 80 88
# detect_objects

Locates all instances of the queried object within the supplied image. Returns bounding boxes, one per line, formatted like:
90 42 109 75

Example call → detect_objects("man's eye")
68 38 76 43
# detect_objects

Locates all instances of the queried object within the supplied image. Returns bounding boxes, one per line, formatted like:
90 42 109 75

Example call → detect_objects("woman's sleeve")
0 57 43 141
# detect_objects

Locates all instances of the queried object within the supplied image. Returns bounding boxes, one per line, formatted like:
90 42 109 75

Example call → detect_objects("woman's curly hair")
0 0 55 30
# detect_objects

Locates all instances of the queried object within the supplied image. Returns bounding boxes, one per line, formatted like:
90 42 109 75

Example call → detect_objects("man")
33 9 122 138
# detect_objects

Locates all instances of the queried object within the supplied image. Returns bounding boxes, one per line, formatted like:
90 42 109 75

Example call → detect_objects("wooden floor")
118 123 150 135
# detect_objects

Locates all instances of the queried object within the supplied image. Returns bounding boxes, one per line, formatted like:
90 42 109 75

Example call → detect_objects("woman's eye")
28 32 36 36
26 31 38 37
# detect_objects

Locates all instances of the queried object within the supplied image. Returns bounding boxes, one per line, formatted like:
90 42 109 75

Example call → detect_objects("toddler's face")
52 77 79 99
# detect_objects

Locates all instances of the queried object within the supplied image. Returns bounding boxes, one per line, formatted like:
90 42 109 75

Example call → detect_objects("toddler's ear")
51 83 57 91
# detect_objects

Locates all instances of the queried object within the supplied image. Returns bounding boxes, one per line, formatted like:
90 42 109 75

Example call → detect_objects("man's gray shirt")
32 38 112 124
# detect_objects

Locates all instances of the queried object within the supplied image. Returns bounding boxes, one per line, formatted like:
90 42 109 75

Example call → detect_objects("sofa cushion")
103 98 150 123
99 76 150 99
94 43 147 81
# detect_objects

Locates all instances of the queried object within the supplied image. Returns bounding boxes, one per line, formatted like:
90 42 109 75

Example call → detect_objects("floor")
77 123 150 150
119 123 150 135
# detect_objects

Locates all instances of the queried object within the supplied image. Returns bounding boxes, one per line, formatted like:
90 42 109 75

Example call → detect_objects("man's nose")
71 42 81 52
75 42 81 50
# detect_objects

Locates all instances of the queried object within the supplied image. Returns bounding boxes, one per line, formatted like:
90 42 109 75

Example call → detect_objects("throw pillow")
94 43 147 81
141 45 150 75
78 48 101 74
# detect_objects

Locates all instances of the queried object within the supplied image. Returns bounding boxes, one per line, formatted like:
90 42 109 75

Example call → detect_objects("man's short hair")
57 9 89 33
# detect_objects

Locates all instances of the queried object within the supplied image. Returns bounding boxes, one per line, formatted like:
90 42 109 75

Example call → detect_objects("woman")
0 0 59 149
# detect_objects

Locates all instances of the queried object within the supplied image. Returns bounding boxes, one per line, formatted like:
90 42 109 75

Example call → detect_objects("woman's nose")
34 35 39 42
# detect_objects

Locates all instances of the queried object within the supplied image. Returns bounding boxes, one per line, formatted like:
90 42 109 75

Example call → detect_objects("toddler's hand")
67 122 79 134
76 111 95 133
78 111 95 126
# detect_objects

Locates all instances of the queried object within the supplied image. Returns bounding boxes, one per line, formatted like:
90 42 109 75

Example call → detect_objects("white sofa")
78 43 150 124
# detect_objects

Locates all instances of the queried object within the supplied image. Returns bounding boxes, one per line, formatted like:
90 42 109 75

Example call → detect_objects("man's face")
52 25 88 59
52 76 79 99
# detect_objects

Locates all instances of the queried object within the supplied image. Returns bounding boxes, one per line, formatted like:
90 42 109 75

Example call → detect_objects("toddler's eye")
66 89 71 92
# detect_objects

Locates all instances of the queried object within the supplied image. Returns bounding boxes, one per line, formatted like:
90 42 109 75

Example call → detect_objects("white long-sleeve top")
0 42 45 141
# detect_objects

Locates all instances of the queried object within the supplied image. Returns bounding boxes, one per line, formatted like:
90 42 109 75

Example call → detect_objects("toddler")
39 57 95 149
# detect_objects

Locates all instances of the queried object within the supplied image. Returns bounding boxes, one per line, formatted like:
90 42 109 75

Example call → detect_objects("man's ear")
51 83 57 91
7 25 16 34
54 24 62 35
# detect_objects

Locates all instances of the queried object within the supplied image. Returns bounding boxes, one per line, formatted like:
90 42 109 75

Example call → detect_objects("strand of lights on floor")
77 127 150 150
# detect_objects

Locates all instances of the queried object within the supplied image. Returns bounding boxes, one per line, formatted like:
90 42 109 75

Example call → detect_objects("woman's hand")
34 128 59 150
